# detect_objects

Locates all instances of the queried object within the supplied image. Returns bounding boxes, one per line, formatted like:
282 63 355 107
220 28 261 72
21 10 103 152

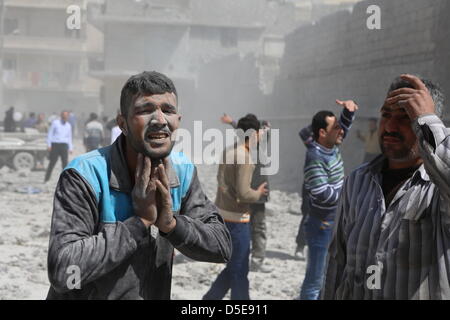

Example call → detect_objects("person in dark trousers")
204 115 269 300
46 71 231 300
220 113 272 273
299 100 357 300
44 111 73 183
323 75 450 300
3 106 16 132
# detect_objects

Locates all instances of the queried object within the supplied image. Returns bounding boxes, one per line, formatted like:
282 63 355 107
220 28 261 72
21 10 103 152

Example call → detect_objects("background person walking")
44 111 73 183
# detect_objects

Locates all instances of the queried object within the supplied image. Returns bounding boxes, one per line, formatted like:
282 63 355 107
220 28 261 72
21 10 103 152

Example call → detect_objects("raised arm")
414 115 450 199
336 99 357 139
220 114 237 129
386 74 450 201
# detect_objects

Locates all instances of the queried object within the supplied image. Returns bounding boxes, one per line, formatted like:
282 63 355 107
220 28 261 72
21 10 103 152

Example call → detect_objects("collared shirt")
47 119 73 151
323 114 450 300
111 126 122 144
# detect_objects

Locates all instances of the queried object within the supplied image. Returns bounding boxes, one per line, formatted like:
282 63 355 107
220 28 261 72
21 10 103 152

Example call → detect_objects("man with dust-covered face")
46 71 231 300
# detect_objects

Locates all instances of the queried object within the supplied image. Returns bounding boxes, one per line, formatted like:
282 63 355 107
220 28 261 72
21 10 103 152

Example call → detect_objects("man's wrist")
158 217 177 234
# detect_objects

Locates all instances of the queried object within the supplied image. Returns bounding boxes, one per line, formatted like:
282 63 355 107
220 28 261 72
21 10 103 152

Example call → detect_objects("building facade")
1 0 102 116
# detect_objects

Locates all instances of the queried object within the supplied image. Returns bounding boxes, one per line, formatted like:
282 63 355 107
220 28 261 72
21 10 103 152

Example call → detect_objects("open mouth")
146 131 170 143
383 137 402 144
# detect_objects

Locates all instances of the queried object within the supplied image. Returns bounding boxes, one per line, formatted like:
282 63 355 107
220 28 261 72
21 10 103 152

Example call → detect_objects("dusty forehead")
134 92 177 104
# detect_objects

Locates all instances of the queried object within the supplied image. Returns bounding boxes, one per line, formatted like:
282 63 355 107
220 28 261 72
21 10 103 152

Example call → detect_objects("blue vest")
65 147 194 223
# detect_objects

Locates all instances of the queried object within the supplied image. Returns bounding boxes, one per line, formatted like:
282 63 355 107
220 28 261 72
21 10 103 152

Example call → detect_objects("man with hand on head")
46 71 231 300
323 74 450 300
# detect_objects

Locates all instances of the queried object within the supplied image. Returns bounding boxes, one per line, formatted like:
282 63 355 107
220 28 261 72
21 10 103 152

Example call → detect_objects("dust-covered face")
123 92 181 160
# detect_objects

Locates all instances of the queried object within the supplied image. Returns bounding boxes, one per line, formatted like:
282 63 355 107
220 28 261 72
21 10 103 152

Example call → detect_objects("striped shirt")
303 108 355 221
323 114 450 300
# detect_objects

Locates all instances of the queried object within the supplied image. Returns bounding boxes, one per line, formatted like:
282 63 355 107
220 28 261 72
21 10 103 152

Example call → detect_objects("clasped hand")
131 154 176 233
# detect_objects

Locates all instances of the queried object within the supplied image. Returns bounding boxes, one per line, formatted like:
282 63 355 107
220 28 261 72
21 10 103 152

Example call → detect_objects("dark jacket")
46 134 231 300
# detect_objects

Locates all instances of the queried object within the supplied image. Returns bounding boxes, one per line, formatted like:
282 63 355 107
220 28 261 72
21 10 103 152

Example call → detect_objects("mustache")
381 132 404 141
145 127 171 135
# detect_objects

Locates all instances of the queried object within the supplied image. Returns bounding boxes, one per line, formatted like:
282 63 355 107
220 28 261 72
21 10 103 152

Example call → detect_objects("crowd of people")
4 70 449 300
2 107 50 134
2 107 122 180
2 107 120 142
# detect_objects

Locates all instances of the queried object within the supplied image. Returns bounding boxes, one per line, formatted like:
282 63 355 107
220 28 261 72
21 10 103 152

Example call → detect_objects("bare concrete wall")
270 0 450 193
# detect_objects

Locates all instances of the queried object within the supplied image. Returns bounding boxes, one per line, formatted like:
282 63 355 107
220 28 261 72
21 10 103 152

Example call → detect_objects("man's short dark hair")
245 113 258 121
312 111 335 140
120 71 177 116
388 76 445 119
237 115 260 142
89 112 98 121
243 113 269 129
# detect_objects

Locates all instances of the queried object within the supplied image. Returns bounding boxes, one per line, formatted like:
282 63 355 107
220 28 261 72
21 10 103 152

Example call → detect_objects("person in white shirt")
111 124 122 144
84 113 104 152
45 111 73 182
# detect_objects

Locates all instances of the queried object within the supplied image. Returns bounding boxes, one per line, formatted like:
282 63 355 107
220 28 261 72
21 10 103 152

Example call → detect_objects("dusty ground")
0 139 306 300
